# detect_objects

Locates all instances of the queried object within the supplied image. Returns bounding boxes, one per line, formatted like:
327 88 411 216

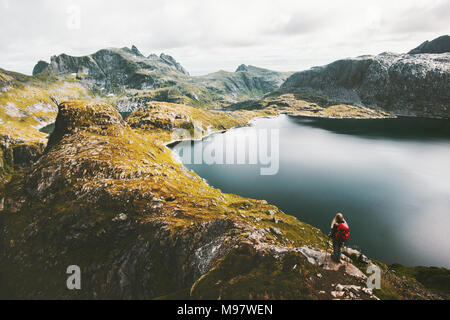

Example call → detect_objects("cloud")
387 0 450 34
0 0 448 75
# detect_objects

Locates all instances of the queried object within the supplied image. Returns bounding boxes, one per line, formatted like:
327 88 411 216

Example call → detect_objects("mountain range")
1 35 449 189
32 45 292 110
280 51 449 118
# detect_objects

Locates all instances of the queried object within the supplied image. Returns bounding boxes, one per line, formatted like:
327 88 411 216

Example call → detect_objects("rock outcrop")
130 45 144 57
32 61 50 76
159 53 189 75
0 137 44 184
282 52 450 118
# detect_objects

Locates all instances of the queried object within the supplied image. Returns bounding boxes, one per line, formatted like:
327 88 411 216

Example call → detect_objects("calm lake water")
171 115 450 268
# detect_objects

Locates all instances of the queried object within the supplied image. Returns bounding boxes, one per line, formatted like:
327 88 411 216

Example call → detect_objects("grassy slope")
0 68 94 183
0 68 93 141
227 92 395 119
389 263 450 296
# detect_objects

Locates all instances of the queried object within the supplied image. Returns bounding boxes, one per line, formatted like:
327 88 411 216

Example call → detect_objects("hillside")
0 100 445 299
0 68 93 184
408 35 450 54
280 36 450 118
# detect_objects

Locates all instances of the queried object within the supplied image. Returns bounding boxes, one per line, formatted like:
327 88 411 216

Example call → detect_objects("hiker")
328 213 350 263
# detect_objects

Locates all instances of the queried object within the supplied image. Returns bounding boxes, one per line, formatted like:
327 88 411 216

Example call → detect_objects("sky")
0 0 449 76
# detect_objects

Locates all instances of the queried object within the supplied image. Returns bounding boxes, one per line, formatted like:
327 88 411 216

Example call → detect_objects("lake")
171 115 450 268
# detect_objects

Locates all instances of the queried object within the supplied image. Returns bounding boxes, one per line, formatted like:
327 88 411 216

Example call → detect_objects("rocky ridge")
408 35 450 54
281 37 450 118
33 46 291 110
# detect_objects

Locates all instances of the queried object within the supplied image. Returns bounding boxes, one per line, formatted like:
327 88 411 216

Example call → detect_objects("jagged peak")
159 52 176 62
159 53 189 75
159 53 180 68
235 64 270 73
235 64 248 72
131 45 144 57
408 35 450 54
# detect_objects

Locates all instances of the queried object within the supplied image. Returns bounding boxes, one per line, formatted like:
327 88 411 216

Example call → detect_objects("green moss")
227 93 394 119
373 280 402 300
389 263 450 295
190 245 316 299
0 68 94 143
153 288 191 300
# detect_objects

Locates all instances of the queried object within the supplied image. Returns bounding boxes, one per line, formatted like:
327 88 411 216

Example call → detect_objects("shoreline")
164 113 450 270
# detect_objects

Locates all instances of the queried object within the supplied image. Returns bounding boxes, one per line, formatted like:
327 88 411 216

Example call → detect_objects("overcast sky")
0 0 448 75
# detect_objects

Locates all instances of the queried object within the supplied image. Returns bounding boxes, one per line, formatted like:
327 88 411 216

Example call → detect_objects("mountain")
1 100 444 299
33 46 190 91
408 35 450 54
281 50 450 118
33 46 291 109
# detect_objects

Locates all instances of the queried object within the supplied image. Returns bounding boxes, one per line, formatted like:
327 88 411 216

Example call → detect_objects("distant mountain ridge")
32 46 291 109
33 46 190 90
280 36 450 118
408 35 450 54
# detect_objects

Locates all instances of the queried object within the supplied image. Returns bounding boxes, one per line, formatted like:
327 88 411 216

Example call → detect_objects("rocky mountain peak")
236 64 248 72
159 53 189 75
408 35 450 54
281 51 450 118
32 60 50 76
130 45 144 57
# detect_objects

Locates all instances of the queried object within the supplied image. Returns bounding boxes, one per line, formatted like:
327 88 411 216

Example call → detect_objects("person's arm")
329 224 337 238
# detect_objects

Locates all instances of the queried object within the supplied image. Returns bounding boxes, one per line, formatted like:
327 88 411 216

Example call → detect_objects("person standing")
328 213 350 263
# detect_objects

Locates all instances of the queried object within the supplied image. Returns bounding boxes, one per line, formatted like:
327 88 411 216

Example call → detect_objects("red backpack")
335 222 350 242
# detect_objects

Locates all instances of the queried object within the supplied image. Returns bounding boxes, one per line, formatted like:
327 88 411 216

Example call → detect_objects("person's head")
331 213 345 227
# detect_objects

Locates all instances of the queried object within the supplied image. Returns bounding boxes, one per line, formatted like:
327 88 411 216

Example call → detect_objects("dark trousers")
332 240 343 262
